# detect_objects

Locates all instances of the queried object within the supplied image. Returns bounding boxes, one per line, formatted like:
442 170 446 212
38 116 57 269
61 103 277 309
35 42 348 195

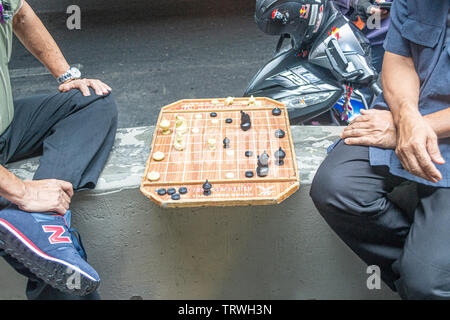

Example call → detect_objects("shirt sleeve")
383 0 411 57
13 0 24 15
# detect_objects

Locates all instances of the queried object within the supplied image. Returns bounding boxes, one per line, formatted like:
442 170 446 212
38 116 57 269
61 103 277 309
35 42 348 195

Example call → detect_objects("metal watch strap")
57 67 81 85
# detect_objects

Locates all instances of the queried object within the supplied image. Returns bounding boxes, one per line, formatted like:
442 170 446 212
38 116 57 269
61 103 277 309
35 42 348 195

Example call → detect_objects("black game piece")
245 171 254 178
167 188 176 195
157 188 167 196
203 180 212 196
179 187 188 194
240 111 251 131
256 166 269 177
171 193 181 200
274 147 286 166
274 129 285 138
272 107 282 116
256 151 270 177
210 112 217 117
245 150 253 157
223 137 230 149
225 118 233 124
257 151 270 167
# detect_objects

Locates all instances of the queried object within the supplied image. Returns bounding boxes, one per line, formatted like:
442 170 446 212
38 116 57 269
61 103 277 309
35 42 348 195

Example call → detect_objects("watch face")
70 67 81 78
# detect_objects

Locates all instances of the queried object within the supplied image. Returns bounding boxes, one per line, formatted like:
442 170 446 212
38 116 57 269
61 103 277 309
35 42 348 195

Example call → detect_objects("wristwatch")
56 67 81 85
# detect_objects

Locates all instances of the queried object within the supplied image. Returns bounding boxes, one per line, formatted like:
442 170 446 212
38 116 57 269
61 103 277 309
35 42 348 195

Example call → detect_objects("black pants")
310 140 450 299
0 89 118 299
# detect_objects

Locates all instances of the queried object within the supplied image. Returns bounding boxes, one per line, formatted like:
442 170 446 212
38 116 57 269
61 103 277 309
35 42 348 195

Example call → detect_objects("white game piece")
226 150 234 157
225 172 235 179
208 138 216 150
152 151 165 161
247 95 256 106
192 127 200 134
175 131 186 142
160 119 170 129
211 119 219 125
225 97 234 106
176 125 188 135
195 114 202 119
174 141 186 151
160 119 171 135
147 171 160 181
175 115 187 128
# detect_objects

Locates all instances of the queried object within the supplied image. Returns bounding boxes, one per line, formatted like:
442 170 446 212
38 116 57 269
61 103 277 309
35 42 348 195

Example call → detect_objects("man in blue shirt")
310 0 450 299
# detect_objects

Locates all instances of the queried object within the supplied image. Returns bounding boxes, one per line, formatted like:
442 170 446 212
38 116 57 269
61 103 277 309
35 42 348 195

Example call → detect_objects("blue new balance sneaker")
0 205 100 296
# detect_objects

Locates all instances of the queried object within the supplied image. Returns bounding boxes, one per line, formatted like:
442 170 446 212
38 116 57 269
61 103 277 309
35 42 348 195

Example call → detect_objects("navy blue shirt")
369 0 450 187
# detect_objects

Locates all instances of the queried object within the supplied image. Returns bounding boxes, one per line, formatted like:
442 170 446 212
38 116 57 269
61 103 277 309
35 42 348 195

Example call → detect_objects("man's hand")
341 109 397 149
59 78 112 97
395 111 445 183
14 180 74 215
352 0 389 21
371 0 390 20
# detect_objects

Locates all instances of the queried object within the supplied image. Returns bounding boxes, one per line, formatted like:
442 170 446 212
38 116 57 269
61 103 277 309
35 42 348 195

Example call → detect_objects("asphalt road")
10 0 278 128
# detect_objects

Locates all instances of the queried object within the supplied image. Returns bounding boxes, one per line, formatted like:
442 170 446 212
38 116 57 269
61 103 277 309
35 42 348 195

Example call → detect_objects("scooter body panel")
244 48 344 124
245 8 379 125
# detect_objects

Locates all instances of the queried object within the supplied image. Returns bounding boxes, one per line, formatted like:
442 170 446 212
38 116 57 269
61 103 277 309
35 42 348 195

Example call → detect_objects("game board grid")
147 108 296 184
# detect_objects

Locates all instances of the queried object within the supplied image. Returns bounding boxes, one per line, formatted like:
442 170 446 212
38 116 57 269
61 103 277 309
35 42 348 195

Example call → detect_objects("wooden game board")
140 97 300 208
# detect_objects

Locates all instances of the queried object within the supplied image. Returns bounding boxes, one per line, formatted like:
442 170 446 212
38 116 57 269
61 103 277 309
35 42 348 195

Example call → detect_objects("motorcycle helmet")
255 0 329 49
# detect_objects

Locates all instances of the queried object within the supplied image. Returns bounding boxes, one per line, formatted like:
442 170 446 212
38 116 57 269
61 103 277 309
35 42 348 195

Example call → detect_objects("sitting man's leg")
0 89 117 299
311 140 450 299
310 140 412 289
393 186 450 299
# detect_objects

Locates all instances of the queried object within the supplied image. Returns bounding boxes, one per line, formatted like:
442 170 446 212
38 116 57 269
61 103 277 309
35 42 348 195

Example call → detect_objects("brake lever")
325 47 364 81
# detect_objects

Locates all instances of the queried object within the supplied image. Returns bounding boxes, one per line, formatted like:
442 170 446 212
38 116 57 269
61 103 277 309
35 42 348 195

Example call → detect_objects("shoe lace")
69 228 88 261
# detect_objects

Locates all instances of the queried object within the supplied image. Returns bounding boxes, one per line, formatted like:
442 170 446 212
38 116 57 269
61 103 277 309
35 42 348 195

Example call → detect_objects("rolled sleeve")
13 0 24 15
383 0 411 57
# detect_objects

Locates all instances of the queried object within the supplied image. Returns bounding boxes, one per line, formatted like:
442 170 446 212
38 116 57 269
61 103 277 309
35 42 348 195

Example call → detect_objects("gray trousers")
310 140 450 299
0 89 118 299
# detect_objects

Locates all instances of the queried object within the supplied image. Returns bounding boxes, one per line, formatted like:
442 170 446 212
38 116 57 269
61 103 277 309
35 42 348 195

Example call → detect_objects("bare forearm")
12 1 69 78
425 108 450 139
383 52 450 138
382 53 444 182
382 51 421 124
0 166 25 205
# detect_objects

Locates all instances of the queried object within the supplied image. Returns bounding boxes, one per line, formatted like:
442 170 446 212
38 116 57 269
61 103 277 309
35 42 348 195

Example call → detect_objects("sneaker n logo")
42 226 72 244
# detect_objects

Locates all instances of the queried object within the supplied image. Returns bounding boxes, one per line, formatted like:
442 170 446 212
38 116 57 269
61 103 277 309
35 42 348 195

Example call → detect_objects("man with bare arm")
310 0 450 299
0 1 117 299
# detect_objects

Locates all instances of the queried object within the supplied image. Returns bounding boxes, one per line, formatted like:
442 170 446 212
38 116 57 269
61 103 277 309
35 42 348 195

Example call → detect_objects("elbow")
12 1 31 32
